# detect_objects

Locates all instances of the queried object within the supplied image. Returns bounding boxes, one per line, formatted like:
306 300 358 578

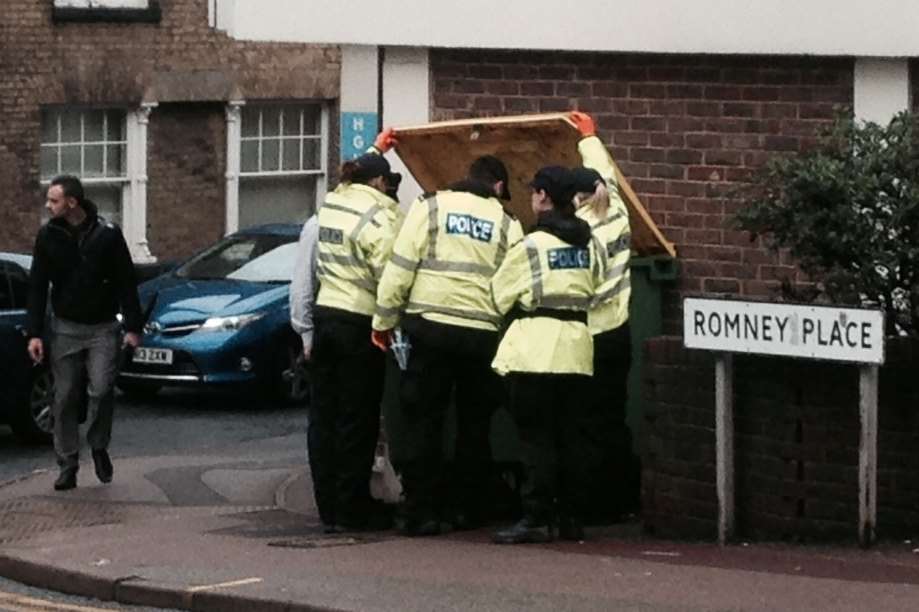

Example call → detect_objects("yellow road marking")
0 590 115 612
187 577 263 592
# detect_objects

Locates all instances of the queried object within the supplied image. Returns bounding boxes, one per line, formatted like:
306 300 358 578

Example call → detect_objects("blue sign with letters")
547 247 590 270
340 112 378 161
446 213 494 242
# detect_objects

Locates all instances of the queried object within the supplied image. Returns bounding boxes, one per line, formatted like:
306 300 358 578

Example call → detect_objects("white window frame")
225 101 329 235
40 108 128 182
239 104 327 178
39 105 156 263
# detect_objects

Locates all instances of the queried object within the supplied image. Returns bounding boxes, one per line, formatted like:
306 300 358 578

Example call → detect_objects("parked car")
0 253 53 443
117 224 309 403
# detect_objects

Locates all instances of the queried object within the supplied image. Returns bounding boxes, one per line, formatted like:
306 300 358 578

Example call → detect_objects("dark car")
117 224 308 403
0 253 54 443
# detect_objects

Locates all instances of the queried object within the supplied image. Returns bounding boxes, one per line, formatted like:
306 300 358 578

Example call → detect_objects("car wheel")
10 367 54 444
278 341 310 405
117 380 162 401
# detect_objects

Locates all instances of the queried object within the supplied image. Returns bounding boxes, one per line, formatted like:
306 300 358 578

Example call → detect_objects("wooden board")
392 113 676 258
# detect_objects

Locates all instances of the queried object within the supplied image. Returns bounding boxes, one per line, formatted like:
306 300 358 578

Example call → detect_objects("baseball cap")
571 167 604 193
352 153 400 185
530 165 577 207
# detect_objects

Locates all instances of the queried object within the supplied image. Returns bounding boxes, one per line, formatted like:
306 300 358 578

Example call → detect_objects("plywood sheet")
393 113 676 258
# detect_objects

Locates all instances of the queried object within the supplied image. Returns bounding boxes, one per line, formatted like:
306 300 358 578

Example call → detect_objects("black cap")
469 155 511 200
530 165 577 207
571 167 604 193
352 153 399 185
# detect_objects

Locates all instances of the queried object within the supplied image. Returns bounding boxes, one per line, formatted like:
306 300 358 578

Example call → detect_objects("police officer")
570 111 637 521
309 129 402 532
373 155 523 536
490 166 600 544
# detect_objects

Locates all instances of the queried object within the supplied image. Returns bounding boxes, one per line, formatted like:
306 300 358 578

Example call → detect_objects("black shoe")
54 466 77 491
399 515 442 537
91 449 113 484
336 511 393 532
558 517 585 541
492 518 553 544
445 509 486 532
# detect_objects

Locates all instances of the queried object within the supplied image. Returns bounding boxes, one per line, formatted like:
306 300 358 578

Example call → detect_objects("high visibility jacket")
315 183 400 317
373 189 524 332
490 229 600 376
576 135 632 336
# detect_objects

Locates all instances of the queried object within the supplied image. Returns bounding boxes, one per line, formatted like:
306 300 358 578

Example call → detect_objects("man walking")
27 175 142 491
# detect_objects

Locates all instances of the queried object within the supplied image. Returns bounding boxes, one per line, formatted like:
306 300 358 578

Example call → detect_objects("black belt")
517 307 587 324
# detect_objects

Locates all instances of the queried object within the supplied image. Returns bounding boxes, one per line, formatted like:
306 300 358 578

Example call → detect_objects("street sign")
683 297 885 547
684 298 885 364
340 112 378 161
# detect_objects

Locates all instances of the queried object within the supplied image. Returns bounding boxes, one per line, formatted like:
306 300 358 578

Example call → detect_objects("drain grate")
209 509 393 548
0 497 130 545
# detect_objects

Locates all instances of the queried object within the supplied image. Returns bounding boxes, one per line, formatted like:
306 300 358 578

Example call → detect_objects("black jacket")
27 202 143 337
533 209 592 248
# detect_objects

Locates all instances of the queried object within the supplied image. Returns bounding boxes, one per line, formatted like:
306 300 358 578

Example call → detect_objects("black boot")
399 513 441 536
54 466 78 491
92 449 113 484
558 516 585 541
492 517 553 544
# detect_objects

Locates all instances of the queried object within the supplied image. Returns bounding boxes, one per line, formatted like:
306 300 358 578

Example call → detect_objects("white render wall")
381 47 430 207
854 59 912 125
223 0 919 57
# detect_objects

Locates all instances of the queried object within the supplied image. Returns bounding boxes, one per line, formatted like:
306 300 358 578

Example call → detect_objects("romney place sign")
684 298 885 365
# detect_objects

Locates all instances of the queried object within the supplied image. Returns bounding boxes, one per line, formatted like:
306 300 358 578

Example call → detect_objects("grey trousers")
49 318 121 469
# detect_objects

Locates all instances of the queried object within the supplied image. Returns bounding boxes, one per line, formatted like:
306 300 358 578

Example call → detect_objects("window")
40 108 128 226
240 105 323 176
174 233 299 283
52 0 161 23
0 259 29 310
41 109 126 180
237 104 327 229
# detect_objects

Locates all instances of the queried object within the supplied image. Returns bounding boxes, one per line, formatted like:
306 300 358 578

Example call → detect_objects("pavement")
2 435 919 612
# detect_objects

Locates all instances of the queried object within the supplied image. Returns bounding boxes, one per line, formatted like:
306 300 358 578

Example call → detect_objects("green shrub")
733 111 919 336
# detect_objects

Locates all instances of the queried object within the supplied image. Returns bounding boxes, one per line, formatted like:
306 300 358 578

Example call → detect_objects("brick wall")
1 0 339 255
641 337 919 541
430 50 853 331
147 103 227 259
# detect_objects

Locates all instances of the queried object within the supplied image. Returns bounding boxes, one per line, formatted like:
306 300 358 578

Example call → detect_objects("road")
0 389 307 611
0 389 307 487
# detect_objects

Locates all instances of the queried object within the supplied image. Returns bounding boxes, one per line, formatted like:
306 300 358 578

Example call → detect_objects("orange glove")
371 329 393 352
570 111 596 137
374 128 399 153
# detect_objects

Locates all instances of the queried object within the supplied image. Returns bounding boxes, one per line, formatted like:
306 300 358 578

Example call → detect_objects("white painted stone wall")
222 0 919 57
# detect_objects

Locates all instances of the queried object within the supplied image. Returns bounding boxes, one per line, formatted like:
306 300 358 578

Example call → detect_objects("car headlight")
200 313 264 332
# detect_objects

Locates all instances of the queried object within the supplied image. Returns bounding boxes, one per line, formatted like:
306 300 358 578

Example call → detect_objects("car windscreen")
173 234 298 283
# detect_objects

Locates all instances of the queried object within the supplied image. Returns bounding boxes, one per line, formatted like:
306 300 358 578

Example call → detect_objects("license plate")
133 347 173 365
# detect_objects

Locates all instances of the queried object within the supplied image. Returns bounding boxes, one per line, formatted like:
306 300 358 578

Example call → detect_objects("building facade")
219 0 918 332
1 0 340 262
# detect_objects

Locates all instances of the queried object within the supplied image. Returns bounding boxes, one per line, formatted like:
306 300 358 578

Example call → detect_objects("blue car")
117 224 309 403
0 252 54 443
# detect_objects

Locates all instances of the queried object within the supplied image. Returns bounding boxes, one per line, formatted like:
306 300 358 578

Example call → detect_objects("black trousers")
309 310 384 526
583 323 638 518
397 316 501 521
507 372 592 522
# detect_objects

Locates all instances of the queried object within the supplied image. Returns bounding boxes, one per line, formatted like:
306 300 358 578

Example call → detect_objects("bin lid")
392 113 676 258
